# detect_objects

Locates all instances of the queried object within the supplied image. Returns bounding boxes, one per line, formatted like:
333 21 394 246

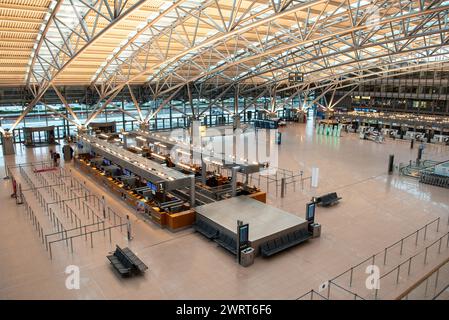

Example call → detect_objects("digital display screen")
103 159 111 166
306 202 315 222
239 224 249 243
146 182 158 192
123 169 131 176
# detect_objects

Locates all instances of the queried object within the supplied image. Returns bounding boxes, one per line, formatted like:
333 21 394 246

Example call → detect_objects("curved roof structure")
2 0 449 129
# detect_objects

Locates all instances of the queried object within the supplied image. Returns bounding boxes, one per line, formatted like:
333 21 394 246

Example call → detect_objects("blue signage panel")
239 224 249 244
306 202 316 222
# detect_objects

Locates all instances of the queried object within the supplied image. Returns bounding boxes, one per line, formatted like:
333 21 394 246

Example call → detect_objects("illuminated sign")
239 224 249 244
306 202 316 222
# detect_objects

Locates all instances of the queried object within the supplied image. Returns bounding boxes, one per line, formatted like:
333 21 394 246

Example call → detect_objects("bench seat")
315 192 342 207
121 247 148 273
214 233 237 255
261 229 312 257
107 254 131 276
193 220 219 240
107 245 148 277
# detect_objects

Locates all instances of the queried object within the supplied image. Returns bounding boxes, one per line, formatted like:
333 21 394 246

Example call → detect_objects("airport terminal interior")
0 0 449 301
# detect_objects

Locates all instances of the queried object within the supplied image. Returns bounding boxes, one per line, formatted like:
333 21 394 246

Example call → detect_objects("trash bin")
240 247 255 267
309 223 321 238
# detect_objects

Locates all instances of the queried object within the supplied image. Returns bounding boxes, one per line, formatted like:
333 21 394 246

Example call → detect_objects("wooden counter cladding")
248 191 267 203
74 157 195 231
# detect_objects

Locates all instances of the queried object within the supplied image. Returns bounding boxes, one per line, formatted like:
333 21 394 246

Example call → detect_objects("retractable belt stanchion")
388 155 395 174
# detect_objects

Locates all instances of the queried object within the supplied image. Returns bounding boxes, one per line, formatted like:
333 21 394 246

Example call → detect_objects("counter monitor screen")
103 159 111 166
123 169 131 176
147 182 157 192
306 202 316 222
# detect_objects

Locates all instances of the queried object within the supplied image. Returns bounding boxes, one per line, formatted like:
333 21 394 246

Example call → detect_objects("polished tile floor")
0 120 448 299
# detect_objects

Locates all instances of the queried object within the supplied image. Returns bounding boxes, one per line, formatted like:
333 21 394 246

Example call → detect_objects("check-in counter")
248 191 267 203
74 156 196 231
148 207 167 227
75 134 265 232
166 210 195 231
105 178 125 196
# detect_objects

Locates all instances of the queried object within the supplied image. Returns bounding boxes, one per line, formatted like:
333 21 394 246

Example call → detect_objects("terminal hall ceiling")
1 0 449 129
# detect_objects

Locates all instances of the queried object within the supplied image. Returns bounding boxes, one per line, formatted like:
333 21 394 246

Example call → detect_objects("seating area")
314 192 342 207
260 229 312 257
214 233 238 255
193 219 219 239
194 219 238 255
107 245 148 277
420 173 449 188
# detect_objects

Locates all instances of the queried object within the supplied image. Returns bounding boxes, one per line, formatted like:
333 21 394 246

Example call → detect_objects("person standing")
50 150 57 167
62 144 73 161
417 142 425 166
54 152 60 167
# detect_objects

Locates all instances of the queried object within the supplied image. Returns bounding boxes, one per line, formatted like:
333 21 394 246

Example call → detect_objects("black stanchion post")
388 154 394 174
102 195 106 219
126 215 132 241
281 178 286 198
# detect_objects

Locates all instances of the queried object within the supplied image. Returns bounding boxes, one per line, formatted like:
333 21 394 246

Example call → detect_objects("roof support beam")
9 0 152 132
51 85 81 125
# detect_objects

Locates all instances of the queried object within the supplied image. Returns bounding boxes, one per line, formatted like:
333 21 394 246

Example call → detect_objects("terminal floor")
0 121 448 299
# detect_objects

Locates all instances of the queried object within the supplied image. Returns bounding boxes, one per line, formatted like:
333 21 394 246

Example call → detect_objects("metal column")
190 175 196 208
231 166 240 197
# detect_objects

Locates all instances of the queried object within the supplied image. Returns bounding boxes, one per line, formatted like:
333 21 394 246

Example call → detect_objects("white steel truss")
3 0 449 131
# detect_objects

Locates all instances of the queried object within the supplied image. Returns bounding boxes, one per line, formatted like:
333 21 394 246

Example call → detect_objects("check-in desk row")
75 157 195 231
76 134 266 231
195 175 266 203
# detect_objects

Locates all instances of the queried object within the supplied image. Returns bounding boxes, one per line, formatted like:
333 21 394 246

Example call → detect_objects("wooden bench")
314 192 342 207
261 229 312 257
107 245 148 277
